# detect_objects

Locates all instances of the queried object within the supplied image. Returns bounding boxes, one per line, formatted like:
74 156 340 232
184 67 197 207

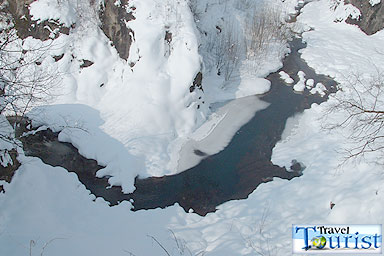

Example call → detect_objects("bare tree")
0 13 62 155
0 31 58 118
244 4 292 61
329 0 343 11
207 18 242 81
323 69 384 164
28 237 66 256
199 2 293 82
238 204 281 256
147 230 206 256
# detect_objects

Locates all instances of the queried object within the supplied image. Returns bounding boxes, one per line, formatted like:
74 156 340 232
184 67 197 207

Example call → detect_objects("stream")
21 37 337 216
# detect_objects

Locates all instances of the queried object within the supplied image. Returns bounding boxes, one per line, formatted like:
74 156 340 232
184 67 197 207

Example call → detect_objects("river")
21 37 337 216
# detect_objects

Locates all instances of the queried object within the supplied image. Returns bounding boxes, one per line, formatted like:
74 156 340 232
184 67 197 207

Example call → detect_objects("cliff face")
0 0 70 40
345 0 384 35
1 0 135 60
99 0 135 61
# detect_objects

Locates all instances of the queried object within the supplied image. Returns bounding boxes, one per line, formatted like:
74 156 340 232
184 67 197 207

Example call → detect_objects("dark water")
128 38 337 215
21 38 337 216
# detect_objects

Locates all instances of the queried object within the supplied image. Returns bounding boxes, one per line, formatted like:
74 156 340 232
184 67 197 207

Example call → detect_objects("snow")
29 0 78 26
114 0 122 7
27 104 145 192
279 70 294 84
0 157 187 256
333 3 361 22
305 78 314 88
310 82 327 96
297 0 384 80
235 78 271 97
177 96 269 171
26 0 209 183
369 0 381 6
3 0 384 255
24 0 295 186
293 70 306 92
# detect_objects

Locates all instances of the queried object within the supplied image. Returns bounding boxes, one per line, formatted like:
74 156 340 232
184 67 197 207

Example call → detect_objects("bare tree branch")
323 69 384 165
147 235 171 256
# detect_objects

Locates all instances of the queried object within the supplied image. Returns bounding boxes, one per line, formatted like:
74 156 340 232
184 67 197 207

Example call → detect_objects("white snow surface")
369 0 381 6
333 2 361 21
305 78 314 88
279 70 294 84
3 0 384 255
293 70 306 92
310 82 327 96
29 0 78 26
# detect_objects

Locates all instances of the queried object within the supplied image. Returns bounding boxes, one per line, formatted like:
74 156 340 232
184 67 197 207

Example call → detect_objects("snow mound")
369 0 381 6
235 78 271 97
29 0 77 26
310 82 327 97
293 70 306 92
279 70 294 84
306 78 315 88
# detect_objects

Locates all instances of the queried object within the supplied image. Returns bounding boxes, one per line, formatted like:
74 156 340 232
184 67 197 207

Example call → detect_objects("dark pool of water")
127 38 337 215
21 38 337 216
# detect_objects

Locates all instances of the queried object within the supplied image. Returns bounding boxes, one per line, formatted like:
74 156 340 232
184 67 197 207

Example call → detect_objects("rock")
165 30 172 44
193 149 207 156
1 0 70 40
99 0 135 60
290 159 305 172
189 72 203 93
345 0 384 35
80 59 94 69
53 54 65 62
0 149 21 185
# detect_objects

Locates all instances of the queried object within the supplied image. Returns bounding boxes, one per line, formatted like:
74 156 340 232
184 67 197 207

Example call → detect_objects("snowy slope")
24 0 210 189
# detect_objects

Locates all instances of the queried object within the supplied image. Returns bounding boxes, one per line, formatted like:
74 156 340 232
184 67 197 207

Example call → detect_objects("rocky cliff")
1 0 135 60
99 0 135 61
346 0 384 35
0 0 70 40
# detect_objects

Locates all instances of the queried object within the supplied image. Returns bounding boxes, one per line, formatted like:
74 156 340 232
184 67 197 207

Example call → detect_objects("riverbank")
20 36 337 216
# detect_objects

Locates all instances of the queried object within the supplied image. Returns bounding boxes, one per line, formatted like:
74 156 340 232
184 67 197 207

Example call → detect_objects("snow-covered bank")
0 157 187 256
27 104 145 192
172 1 384 250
